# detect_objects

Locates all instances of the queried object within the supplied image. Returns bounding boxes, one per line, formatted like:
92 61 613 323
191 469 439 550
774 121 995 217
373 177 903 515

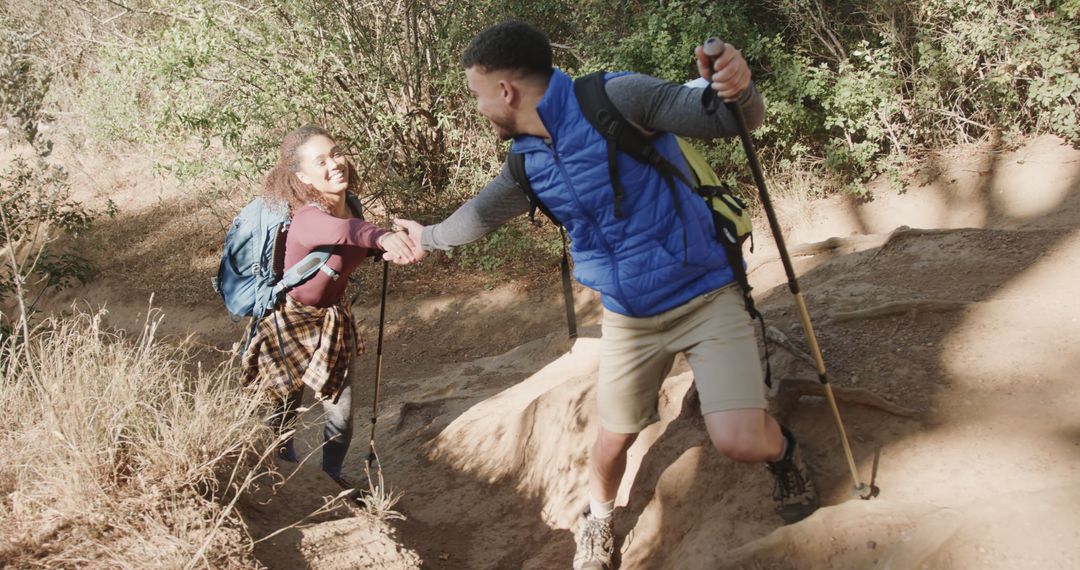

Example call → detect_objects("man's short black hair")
461 21 553 77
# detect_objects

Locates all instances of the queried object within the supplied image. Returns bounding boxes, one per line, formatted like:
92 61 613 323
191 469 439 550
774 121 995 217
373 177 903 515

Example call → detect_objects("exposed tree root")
864 225 971 264
772 377 919 418
393 397 467 433
828 299 973 323
748 225 977 276
879 225 964 247
764 326 917 418
748 233 883 275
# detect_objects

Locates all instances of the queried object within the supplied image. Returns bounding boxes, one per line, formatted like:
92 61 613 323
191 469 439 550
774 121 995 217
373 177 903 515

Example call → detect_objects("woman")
243 124 414 484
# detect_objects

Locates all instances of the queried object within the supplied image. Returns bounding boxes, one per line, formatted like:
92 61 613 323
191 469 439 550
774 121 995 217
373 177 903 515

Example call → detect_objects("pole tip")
852 483 879 500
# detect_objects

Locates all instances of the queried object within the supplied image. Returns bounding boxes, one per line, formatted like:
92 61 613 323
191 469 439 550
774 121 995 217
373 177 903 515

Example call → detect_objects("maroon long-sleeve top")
284 204 388 307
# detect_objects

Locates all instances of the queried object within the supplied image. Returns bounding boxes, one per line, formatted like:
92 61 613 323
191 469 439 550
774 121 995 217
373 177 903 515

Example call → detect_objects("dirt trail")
35 135 1080 568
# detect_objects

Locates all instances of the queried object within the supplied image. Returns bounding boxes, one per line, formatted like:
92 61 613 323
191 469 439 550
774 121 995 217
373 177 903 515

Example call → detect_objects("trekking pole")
703 38 872 499
366 259 389 470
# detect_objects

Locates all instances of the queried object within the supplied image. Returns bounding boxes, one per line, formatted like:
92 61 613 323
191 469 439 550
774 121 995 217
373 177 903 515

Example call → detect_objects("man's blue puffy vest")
509 69 736 317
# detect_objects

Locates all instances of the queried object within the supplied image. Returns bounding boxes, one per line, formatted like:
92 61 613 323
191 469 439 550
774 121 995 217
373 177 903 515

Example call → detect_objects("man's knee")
712 433 773 463
705 409 778 463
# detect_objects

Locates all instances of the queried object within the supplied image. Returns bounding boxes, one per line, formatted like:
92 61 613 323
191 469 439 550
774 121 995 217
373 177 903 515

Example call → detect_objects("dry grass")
357 450 405 522
759 157 838 236
0 307 273 569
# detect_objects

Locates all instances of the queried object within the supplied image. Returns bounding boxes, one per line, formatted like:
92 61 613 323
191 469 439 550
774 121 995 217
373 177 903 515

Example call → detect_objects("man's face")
465 66 519 140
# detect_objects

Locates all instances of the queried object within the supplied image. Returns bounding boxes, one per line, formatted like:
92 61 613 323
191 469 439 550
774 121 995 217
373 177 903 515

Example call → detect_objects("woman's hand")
393 219 428 262
694 41 751 101
377 230 417 264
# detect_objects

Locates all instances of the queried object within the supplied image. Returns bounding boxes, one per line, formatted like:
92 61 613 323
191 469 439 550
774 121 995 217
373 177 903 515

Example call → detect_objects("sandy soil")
26 134 1080 568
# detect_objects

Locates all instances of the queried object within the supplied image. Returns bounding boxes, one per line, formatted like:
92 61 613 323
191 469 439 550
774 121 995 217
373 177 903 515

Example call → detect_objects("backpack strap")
574 72 702 195
345 193 364 216
344 192 381 264
680 136 772 387
713 211 772 388
277 193 366 297
506 152 577 339
508 152 561 227
275 246 338 292
574 71 693 263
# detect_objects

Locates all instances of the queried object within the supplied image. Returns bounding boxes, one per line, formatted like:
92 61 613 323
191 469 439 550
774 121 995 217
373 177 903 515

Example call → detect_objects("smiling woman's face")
294 135 349 197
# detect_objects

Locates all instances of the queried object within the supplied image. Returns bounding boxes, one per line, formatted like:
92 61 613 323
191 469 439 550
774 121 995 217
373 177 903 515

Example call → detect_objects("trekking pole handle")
701 37 740 103
703 37 725 59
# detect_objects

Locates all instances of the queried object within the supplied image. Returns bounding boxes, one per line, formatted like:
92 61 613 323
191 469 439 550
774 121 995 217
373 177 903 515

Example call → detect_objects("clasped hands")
374 218 427 265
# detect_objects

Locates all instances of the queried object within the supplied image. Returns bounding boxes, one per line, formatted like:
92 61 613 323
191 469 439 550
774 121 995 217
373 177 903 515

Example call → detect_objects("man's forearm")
420 202 504 251
605 74 765 139
420 166 531 251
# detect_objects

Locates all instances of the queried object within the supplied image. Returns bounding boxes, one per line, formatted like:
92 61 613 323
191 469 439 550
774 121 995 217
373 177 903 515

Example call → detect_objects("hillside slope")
36 135 1080 568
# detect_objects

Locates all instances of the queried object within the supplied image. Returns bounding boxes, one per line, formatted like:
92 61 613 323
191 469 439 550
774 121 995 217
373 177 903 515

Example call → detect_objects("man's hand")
695 41 751 101
384 218 428 264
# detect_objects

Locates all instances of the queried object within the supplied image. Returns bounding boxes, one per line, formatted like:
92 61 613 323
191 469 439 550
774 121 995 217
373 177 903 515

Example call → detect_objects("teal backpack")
213 194 364 348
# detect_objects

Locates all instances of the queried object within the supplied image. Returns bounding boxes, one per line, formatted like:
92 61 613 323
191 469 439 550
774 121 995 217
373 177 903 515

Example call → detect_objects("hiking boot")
276 439 297 463
573 508 615 570
766 426 819 524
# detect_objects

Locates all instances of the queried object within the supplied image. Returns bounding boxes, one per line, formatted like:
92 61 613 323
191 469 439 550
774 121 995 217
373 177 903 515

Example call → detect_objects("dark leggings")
272 381 355 480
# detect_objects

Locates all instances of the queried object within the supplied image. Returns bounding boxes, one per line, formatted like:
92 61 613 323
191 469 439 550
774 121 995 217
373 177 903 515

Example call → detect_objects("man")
394 21 818 569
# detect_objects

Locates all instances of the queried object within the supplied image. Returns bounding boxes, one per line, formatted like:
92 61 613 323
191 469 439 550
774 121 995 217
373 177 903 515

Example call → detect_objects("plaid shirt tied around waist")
243 295 360 400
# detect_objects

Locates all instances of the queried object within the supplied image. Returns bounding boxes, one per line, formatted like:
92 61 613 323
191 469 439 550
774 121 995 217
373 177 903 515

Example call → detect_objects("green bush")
0 27 50 147
0 156 98 330
0 21 98 332
65 0 1080 271
75 0 502 218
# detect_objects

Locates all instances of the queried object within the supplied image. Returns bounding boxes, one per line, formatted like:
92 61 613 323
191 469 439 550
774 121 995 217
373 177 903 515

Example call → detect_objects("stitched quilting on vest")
510 70 735 317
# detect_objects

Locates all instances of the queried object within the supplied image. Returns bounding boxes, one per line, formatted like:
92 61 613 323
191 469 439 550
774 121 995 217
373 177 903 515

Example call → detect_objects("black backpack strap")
574 72 700 195
508 152 562 227
558 227 577 339
574 72 693 263
507 152 577 339
718 238 772 388
709 183 771 387
576 72 647 218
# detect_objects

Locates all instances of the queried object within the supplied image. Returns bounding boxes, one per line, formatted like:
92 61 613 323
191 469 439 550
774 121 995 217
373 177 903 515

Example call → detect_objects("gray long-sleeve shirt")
421 74 764 251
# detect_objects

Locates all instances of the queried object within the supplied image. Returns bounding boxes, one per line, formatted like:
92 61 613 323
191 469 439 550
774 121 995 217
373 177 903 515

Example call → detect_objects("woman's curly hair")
263 124 360 214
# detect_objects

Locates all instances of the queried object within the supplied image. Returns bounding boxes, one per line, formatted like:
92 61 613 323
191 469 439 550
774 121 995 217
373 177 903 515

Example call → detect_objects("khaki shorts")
598 284 766 433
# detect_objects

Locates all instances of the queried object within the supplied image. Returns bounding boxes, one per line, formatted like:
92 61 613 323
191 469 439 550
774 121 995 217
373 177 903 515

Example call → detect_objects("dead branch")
99 0 196 22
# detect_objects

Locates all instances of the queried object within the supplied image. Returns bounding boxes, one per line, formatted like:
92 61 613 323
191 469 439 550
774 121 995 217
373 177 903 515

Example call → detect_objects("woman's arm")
292 206 390 250
293 206 416 262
